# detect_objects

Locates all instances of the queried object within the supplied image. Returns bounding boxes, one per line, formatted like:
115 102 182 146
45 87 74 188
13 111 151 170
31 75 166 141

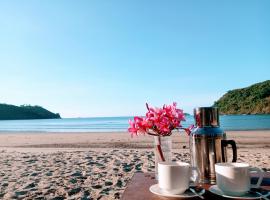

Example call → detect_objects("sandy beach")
0 131 269 199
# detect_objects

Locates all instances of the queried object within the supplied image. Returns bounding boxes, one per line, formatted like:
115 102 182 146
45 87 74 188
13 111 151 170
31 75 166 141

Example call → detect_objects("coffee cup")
158 161 198 195
215 163 263 196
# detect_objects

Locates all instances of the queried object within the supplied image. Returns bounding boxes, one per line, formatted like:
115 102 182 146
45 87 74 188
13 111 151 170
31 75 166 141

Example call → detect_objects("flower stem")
156 136 165 162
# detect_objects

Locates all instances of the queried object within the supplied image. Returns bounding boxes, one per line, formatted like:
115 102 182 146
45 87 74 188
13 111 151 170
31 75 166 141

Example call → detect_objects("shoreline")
1 128 270 133
0 130 269 149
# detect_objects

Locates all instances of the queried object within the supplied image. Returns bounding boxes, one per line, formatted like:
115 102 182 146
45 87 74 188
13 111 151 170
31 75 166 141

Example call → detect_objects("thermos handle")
221 140 237 162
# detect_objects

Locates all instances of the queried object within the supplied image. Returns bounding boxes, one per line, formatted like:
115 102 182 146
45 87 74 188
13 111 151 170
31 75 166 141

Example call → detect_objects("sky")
0 0 269 117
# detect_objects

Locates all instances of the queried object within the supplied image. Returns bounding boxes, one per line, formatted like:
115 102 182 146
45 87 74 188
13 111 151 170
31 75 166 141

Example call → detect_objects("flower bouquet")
128 102 185 176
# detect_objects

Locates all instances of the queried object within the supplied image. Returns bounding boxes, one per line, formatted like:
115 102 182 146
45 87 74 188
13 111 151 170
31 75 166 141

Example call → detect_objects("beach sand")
0 131 269 199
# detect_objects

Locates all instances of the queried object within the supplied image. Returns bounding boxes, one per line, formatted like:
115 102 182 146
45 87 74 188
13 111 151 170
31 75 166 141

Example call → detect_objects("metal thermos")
189 107 237 184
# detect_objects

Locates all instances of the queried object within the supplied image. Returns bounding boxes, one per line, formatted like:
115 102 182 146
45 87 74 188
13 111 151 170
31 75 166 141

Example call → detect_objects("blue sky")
0 0 269 117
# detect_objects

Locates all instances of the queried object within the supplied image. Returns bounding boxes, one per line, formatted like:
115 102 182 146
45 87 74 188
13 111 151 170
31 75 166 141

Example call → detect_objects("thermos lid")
194 107 220 127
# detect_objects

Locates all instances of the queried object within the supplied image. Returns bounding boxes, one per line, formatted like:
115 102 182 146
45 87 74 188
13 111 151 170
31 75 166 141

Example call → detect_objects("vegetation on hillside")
214 80 270 114
0 104 61 120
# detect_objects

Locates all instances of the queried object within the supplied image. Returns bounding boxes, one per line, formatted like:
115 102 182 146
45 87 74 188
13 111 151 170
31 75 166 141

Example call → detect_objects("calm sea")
0 115 270 133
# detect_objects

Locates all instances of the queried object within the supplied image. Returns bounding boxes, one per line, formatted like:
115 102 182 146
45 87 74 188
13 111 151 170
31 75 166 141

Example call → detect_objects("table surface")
121 172 270 200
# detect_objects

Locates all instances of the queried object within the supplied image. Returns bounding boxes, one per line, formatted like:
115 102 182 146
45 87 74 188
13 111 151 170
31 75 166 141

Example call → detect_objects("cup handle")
250 167 264 188
190 167 199 187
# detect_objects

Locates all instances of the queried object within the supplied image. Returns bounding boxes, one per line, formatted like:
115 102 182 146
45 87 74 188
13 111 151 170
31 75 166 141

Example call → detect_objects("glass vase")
154 135 172 180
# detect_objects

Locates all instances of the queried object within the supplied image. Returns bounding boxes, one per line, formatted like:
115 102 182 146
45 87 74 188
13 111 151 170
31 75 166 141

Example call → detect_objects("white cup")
158 161 198 195
215 163 264 196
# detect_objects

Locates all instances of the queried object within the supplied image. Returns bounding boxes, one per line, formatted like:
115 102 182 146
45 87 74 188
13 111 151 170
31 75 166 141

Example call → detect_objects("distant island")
0 104 61 120
214 80 270 115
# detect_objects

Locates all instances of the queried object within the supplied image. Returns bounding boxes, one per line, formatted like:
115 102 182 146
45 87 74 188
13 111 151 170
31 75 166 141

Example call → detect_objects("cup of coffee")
158 161 198 195
215 163 264 196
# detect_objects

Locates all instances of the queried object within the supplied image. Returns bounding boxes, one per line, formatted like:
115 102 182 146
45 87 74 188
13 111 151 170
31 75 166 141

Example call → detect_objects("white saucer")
149 184 198 198
209 185 269 199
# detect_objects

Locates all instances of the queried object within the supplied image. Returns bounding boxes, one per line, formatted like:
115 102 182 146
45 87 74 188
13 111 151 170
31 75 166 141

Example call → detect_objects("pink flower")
128 102 185 136
128 120 137 135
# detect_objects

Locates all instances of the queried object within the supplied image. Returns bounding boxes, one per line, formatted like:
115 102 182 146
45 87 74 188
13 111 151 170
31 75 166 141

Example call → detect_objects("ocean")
0 115 270 133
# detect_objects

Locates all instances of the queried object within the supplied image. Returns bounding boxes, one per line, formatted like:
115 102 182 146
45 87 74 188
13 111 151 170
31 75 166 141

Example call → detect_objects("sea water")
0 115 269 133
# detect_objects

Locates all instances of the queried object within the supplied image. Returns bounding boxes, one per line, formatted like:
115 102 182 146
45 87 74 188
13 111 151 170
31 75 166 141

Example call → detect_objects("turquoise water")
0 115 269 132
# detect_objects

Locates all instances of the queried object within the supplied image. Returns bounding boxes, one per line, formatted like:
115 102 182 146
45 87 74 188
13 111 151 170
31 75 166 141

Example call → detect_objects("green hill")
0 104 61 120
214 80 270 115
